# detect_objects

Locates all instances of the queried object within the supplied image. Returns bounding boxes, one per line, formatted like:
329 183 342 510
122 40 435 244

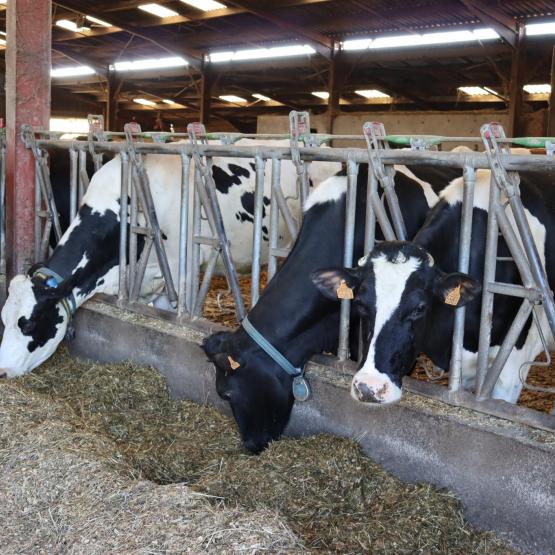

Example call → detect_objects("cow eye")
410 303 427 319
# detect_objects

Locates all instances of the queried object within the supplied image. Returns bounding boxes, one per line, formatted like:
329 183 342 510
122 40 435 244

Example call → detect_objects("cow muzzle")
351 371 402 405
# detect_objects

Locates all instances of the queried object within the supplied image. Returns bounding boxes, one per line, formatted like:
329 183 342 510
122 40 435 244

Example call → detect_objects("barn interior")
0 0 554 135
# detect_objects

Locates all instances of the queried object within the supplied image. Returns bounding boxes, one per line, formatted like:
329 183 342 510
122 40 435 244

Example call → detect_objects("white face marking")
303 175 347 212
71 253 89 275
351 253 421 404
0 275 68 377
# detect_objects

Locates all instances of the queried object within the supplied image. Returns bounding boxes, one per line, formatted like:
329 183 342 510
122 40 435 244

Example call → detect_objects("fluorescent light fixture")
219 95 247 103
162 99 176 104
311 91 329 100
85 15 112 28
0 38 5 47
180 0 226 11
458 86 492 96
56 19 90 33
343 27 499 51
355 89 390 99
523 84 551 94
134 98 157 107
112 56 188 71
51 65 95 78
526 20 555 36
0 31 6 36
210 44 315 63
252 93 271 101
138 3 179 18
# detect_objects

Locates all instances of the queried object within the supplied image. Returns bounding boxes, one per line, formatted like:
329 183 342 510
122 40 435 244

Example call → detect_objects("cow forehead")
3 276 36 324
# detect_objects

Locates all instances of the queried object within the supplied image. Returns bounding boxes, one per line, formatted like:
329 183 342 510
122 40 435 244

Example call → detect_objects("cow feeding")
1 348 516 554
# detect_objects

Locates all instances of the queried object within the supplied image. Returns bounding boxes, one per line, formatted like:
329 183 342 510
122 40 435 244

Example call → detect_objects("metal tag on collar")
292 375 311 402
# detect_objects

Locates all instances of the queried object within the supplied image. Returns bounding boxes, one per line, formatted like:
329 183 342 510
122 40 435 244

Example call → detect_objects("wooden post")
200 63 215 127
106 70 122 131
5 0 51 278
507 25 524 137
326 46 342 134
547 45 555 136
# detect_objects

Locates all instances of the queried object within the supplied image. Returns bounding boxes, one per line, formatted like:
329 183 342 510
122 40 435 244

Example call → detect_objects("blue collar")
32 266 77 318
241 315 311 401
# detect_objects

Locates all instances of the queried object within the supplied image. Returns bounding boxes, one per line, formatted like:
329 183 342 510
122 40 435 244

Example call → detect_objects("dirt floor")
204 271 555 414
1 349 518 555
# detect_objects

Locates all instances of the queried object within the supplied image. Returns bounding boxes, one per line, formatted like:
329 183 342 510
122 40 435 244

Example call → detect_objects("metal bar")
449 165 476 394
128 168 138 299
272 174 298 241
268 157 281 280
250 154 265 307
177 153 191 317
369 190 396 241
78 149 87 203
477 299 534 400
192 248 220 319
37 151 63 242
130 237 153 302
338 159 359 361
34 160 42 261
69 148 78 222
364 169 378 255
476 173 501 396
39 218 52 262
189 165 203 312
488 282 542 300
118 151 129 303
0 139 5 273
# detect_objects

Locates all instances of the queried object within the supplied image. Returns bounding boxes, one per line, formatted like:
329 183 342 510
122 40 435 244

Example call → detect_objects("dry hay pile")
2 348 516 555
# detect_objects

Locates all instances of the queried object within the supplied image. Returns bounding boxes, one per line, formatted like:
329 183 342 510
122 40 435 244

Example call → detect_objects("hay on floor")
7 349 517 555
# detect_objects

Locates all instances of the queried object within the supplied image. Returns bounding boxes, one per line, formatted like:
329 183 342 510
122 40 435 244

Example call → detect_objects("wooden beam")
548 45 555 136
106 71 123 131
53 1 204 69
5 0 52 277
507 25 525 136
224 0 333 58
200 65 216 126
52 44 108 77
460 0 518 48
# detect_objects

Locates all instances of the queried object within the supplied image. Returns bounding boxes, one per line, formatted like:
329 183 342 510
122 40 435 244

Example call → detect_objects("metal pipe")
476 173 501 397
364 170 378 255
449 165 476 394
338 159 359 361
369 189 396 241
130 238 154 302
0 139 5 273
488 282 542 301
69 148 78 223
192 248 220 319
128 168 138 300
78 149 87 203
268 157 281 280
177 153 191 318
189 164 203 312
250 154 265 307
272 175 298 241
37 152 63 242
34 162 41 261
118 151 130 303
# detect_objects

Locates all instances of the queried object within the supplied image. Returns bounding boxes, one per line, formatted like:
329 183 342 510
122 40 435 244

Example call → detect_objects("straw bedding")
0 349 516 554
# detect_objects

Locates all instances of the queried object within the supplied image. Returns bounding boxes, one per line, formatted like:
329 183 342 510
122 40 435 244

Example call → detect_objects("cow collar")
241 315 311 402
32 266 77 320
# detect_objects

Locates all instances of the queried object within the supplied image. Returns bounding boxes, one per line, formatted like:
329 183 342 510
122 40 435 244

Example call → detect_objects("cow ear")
310 267 361 301
434 272 481 308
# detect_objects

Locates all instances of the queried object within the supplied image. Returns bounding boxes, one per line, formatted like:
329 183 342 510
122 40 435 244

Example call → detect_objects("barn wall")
258 110 513 148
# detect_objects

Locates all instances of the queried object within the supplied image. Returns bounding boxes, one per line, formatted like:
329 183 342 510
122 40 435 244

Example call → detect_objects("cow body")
316 168 555 406
203 163 443 453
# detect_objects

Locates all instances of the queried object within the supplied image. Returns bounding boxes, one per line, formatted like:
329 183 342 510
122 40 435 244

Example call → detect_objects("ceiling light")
162 99 177 104
526 20 555 36
343 38 373 50
51 66 95 77
458 86 492 96
0 31 6 36
219 95 247 103
138 3 179 18
523 84 551 94
210 44 315 63
56 19 90 33
355 89 390 99
311 91 329 100
252 93 271 101
85 15 112 28
134 98 157 107
180 0 226 11
112 56 188 71
0 38 6 47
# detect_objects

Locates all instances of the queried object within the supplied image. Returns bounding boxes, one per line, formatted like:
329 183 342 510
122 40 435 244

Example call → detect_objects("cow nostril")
353 381 380 403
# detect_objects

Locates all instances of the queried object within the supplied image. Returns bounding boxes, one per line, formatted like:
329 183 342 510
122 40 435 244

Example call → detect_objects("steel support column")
200 64 216 127
547 45 555 136
507 25 524 137
5 0 52 279
106 70 122 131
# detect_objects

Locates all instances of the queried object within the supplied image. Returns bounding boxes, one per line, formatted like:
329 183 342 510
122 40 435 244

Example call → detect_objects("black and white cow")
0 145 339 377
312 168 554 405
203 163 442 453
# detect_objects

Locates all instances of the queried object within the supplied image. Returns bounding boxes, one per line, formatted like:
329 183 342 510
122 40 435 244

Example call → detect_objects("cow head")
0 268 73 377
311 241 481 404
202 330 294 454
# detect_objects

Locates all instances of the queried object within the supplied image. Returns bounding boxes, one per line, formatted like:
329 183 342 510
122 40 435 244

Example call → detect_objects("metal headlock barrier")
14 113 555 416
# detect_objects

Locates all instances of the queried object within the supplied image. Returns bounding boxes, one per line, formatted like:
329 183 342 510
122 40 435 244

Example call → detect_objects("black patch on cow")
263 196 270 206
250 162 256 171
211 165 243 195
240 192 268 220
236 211 254 223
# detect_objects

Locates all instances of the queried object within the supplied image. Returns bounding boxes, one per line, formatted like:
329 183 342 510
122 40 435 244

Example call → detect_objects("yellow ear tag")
336 279 354 300
444 284 462 306
227 356 240 370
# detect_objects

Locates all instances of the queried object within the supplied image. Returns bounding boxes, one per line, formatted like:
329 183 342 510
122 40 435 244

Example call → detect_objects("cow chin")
350 369 403 405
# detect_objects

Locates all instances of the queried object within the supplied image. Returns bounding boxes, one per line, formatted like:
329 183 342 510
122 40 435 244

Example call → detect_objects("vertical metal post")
268 157 281 280
78 149 88 204
0 139 5 273
364 169 378 254
5 0 51 278
189 165 203 312
118 151 129 303
449 165 476 393
250 154 265 307
177 153 191 317
128 168 138 299
475 173 500 396
34 164 42 261
69 148 78 222
338 159 359 361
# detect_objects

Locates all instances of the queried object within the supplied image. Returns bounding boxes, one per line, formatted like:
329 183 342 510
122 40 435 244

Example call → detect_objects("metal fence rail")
16 117 555 417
